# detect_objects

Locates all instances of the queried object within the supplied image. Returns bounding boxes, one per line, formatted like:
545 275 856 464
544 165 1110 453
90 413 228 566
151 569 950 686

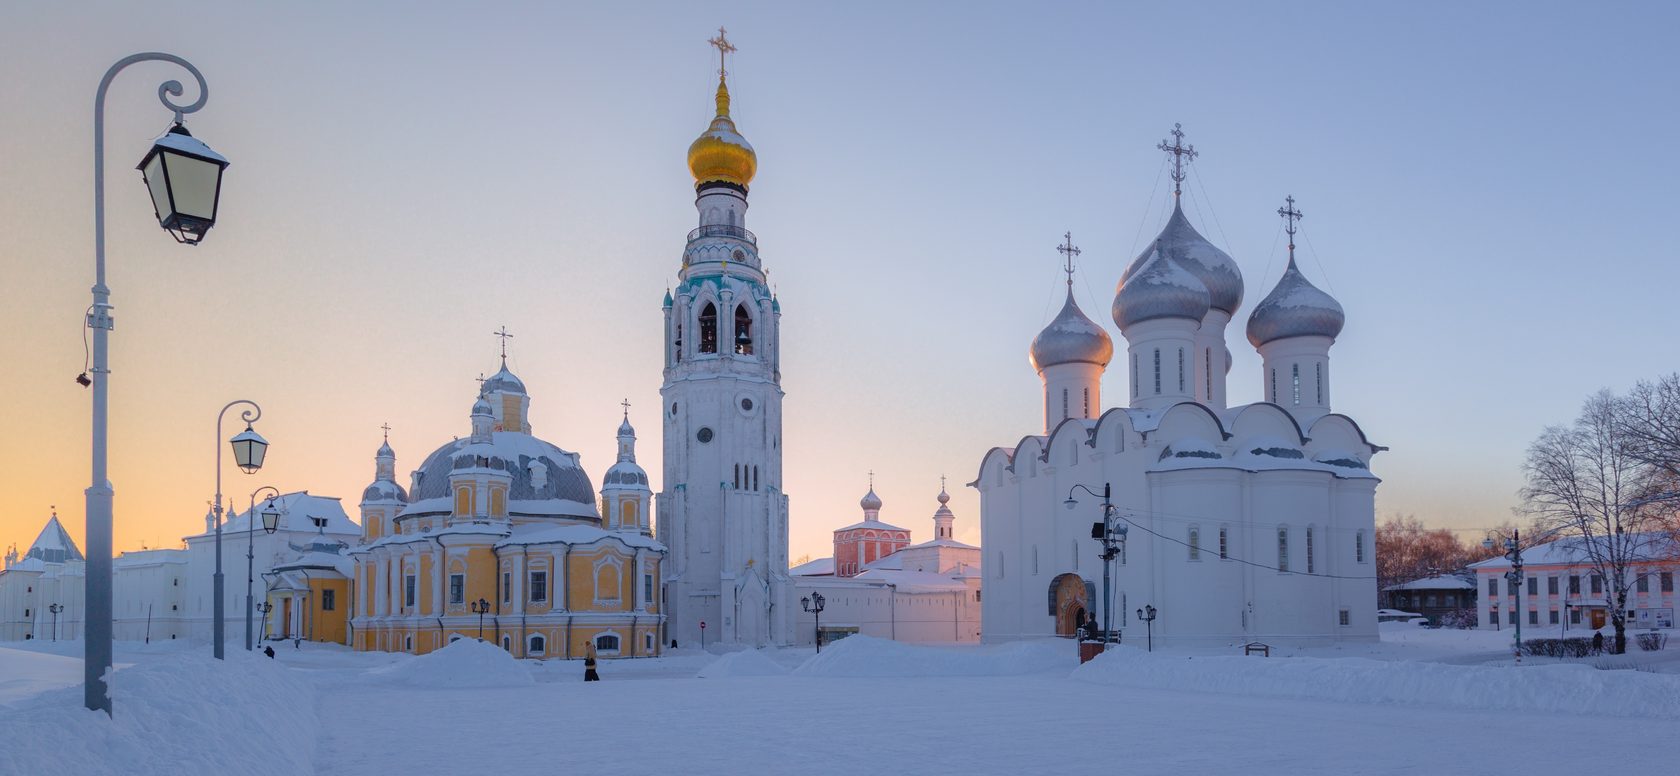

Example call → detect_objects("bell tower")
658 29 791 648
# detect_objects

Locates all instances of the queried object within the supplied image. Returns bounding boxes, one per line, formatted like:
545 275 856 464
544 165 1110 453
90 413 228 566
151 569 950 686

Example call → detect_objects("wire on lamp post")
1065 483 1126 650
1485 529 1524 663
244 487 283 651
83 52 227 716
801 592 826 652
213 401 267 661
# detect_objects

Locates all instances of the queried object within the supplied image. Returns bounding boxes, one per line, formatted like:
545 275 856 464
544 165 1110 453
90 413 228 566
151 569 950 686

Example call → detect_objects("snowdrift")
697 648 791 678
0 653 317 776
369 637 535 689
794 635 1072 678
1073 646 1680 719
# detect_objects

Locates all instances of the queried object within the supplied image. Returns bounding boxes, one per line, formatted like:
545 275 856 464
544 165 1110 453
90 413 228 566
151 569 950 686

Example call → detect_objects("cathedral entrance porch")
1050 573 1090 637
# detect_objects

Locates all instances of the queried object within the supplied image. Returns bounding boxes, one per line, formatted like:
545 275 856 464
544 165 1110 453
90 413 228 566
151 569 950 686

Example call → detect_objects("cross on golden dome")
708 27 736 78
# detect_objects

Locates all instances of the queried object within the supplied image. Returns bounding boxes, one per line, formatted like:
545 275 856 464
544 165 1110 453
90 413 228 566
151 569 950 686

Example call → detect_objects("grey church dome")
1121 202 1243 315
1112 242 1211 329
409 433 597 512
1245 258 1345 347
482 364 526 395
1029 290 1114 372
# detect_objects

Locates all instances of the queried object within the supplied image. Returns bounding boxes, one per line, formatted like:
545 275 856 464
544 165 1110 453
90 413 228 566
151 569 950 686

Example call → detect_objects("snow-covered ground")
3 627 1677 775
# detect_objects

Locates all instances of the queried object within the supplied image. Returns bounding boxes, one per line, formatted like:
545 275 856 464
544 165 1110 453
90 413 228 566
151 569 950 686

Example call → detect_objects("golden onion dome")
687 77 757 188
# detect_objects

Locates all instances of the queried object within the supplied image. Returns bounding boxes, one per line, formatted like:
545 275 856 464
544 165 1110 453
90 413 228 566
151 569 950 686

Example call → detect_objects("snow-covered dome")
1029 290 1114 372
618 415 636 437
408 433 597 517
482 364 526 395
603 460 649 488
1113 242 1211 329
1245 258 1345 347
376 439 395 459
860 488 883 512
362 479 408 503
1121 202 1243 315
471 395 493 416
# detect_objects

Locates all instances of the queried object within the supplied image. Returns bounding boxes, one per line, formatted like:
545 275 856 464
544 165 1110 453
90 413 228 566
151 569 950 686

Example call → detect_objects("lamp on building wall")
801 592 826 652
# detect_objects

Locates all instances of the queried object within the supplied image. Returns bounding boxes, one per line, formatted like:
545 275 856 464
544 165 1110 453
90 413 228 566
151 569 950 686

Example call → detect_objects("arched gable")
1013 436 1047 476
1227 402 1308 445
1306 413 1386 455
1044 418 1093 466
973 446 1016 490
1092 407 1140 453
1153 402 1229 444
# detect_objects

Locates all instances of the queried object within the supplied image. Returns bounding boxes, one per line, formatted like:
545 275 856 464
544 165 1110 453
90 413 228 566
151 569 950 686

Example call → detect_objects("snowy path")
312 672 1667 775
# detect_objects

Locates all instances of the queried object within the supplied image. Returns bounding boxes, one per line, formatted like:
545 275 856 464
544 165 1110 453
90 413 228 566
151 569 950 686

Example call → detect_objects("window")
1315 362 1323 404
1507 609 1517 625
322 589 336 612
1527 610 1538 625
1547 576 1558 595
1177 348 1185 392
530 571 548 603
1306 527 1315 574
646 633 655 652
1277 527 1289 573
644 574 654 603
1569 575 1580 595
503 572 511 603
1061 389 1069 421
1218 528 1229 560
405 635 414 651
1590 574 1603 595
1355 530 1365 563
1488 578 1498 597
996 552 1004 579
975 589 982 602
1507 578 1518 595
1637 575 1649 593
733 304 753 355
1291 363 1300 405
1188 528 1200 561
595 634 620 653
1131 353 1139 398
1153 349 1161 394
1570 608 1582 625
1270 368 1277 403
404 575 416 609
1205 349 1212 399
1549 609 1559 625
1489 608 1499 626
1527 577 1538 596
698 303 718 353
1083 388 1089 417
1338 609 1350 626
449 573 465 604
1663 572 1674 593
529 634 546 655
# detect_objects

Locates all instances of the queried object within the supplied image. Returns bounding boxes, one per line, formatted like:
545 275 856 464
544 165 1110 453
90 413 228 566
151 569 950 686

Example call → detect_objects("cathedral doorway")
1049 573 1089 637
280 598 293 639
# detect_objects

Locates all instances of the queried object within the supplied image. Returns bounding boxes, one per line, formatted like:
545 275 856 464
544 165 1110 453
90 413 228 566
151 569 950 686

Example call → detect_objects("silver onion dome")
376 439 395 459
1121 202 1244 314
471 395 493 416
482 364 526 395
860 488 883 512
1029 290 1114 372
1113 242 1211 329
1245 258 1345 347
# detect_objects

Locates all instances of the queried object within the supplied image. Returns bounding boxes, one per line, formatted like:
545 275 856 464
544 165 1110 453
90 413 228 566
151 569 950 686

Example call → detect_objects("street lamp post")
1136 604 1158 652
1485 529 1524 663
245 488 282 651
213 401 269 660
83 52 229 716
256 600 273 643
1064 483 1127 648
471 598 491 640
801 592 826 653
49 603 64 641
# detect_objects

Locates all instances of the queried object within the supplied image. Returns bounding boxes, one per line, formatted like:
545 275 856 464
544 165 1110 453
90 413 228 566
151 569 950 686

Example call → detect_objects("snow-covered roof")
193 492 358 539
1382 575 1474 592
272 547 353 578
902 537 979 551
851 569 970 593
26 515 83 564
114 549 188 569
789 557 835 576
496 523 665 552
834 519 912 534
1468 533 1680 570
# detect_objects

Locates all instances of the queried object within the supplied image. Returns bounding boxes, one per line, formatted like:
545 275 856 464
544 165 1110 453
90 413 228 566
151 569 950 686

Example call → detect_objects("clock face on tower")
696 427 714 443
741 398 753 411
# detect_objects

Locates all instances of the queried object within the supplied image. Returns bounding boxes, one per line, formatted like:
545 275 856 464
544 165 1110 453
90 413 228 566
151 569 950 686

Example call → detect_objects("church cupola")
1030 233 1112 433
601 402 652 534
375 433 396 482
932 480 956 540
1114 238 1208 410
360 425 409 543
481 327 532 434
1246 196 1344 420
1118 125 1244 408
470 393 494 443
860 480 884 520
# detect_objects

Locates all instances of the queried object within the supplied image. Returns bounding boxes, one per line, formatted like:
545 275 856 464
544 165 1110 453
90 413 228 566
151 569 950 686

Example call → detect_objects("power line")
1110 509 1379 580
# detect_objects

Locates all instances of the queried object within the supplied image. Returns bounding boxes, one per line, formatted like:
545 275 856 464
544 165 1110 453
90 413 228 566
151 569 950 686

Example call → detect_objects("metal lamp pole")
472 598 490 640
1065 483 1127 648
213 400 267 660
1136 604 1157 652
50 603 63 641
84 53 221 715
1486 529 1524 663
245 487 282 651
801 593 826 652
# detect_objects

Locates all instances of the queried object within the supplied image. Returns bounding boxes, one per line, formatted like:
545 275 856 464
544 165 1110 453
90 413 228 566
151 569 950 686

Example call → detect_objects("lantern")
136 123 229 245
229 424 268 474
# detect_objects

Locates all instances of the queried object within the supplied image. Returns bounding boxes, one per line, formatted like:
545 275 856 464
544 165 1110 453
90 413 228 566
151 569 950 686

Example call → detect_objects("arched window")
1188 527 1201 561
501 635 512 651
528 634 546 655
1316 362 1324 404
1178 348 1185 392
1277 527 1290 572
595 633 621 653
1153 348 1162 394
1292 364 1301 405
673 322 683 362
621 499 639 528
733 305 754 355
698 303 718 353
1306 526 1315 573
1355 530 1366 563
1131 353 1139 398
1218 527 1229 560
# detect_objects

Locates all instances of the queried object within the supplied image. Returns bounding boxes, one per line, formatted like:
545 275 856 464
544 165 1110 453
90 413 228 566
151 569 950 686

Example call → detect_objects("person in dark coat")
584 645 601 681
1085 613 1102 642
1592 631 1605 654
263 645 275 659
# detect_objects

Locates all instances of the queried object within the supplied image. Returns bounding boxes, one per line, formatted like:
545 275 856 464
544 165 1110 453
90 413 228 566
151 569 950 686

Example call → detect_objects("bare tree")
1520 391 1674 653
1376 514 1479 595
1619 374 1680 529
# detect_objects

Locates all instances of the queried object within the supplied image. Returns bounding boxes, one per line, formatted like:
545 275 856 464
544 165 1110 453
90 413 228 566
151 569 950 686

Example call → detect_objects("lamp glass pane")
143 154 174 222
162 152 222 220
262 508 280 533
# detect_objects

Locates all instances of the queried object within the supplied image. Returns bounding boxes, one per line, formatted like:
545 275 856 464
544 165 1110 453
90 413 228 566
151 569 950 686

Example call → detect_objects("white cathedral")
976 130 1382 648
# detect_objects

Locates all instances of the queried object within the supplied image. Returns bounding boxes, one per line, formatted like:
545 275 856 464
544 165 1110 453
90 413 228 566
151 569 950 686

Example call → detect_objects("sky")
1 1 1677 563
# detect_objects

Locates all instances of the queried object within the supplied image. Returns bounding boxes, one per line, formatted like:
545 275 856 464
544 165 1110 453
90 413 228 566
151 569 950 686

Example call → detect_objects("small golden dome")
687 77 757 188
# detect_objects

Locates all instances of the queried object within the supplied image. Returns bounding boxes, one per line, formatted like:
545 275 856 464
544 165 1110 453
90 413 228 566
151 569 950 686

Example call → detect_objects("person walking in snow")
584 645 601 682
263 645 275 659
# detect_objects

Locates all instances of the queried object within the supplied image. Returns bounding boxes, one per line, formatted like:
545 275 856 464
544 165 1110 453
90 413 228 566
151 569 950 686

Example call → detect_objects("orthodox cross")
1157 123 1197 197
1057 231 1081 290
939 475 947 492
1277 195 1303 261
708 27 737 77
868 469 874 489
621 397 632 420
493 326 513 365
380 422 391 442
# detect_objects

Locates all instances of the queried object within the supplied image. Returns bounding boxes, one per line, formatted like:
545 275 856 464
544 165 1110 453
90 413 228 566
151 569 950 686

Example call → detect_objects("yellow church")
344 356 664 659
